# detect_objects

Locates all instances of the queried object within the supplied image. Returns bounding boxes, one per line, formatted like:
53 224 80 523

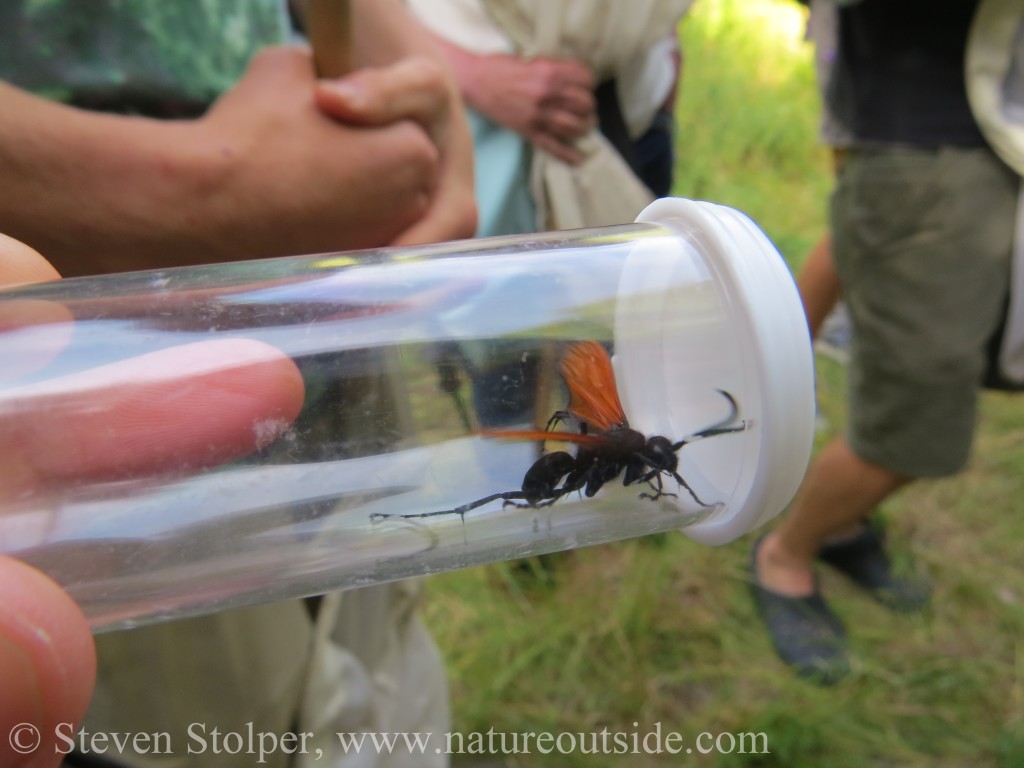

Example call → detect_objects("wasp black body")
370 341 745 523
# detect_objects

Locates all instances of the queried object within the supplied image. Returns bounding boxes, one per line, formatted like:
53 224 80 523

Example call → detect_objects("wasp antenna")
708 389 740 428
672 390 745 450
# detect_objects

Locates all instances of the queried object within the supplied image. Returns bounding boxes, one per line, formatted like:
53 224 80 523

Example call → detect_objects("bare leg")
796 232 842 340
755 437 910 596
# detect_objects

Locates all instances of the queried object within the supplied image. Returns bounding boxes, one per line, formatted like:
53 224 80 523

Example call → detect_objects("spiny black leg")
638 470 677 502
670 470 711 507
526 489 572 509
511 483 576 510
370 490 529 522
637 469 711 507
545 409 572 432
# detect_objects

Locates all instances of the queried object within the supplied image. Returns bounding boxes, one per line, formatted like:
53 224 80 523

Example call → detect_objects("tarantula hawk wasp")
371 341 745 523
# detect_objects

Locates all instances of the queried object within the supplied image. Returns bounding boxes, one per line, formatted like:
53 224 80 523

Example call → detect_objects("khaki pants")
833 145 1018 476
84 581 450 768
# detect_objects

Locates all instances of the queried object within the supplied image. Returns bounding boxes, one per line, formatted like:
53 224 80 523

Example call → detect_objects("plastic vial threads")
0 198 814 632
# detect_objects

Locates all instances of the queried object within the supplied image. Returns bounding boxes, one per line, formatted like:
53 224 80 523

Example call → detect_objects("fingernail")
323 79 367 109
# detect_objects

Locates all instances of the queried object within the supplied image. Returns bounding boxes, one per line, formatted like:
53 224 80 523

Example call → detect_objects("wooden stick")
305 0 353 77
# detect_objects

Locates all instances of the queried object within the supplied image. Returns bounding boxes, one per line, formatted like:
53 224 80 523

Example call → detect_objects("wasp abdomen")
521 450 576 504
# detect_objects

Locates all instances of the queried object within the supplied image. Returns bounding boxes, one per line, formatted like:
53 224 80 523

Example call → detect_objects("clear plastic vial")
0 198 814 631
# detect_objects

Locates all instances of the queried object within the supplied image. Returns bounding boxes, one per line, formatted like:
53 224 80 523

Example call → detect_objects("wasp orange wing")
481 428 609 445
559 341 627 432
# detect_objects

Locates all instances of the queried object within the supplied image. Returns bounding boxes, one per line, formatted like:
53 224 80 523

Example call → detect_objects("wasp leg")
501 497 541 510
637 470 675 502
637 469 711 507
544 409 573 432
370 490 529 523
639 472 678 502
504 493 562 510
671 470 712 507
624 458 678 502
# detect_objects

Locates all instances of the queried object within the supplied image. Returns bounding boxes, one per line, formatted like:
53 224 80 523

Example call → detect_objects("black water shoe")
818 523 932 613
749 536 850 685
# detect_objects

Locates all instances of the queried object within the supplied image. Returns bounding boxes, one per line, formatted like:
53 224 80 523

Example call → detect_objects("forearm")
0 54 444 275
410 30 489 114
0 10 475 277
351 0 449 69
0 82 220 276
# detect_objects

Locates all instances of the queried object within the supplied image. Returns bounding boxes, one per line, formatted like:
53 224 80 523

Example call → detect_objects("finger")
390 172 477 245
0 234 75 388
547 58 596 92
547 85 596 120
0 556 95 768
313 57 450 140
0 234 59 287
389 105 477 245
3 339 305 490
539 108 596 142
530 131 586 166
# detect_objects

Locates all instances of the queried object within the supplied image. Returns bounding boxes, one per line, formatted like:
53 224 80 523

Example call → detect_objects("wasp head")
643 435 678 472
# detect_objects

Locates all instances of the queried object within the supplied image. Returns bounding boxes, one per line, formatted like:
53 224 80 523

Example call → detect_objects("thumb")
0 234 59 287
314 57 452 142
0 556 95 768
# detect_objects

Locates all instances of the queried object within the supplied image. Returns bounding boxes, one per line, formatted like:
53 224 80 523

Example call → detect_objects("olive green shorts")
831 146 1018 477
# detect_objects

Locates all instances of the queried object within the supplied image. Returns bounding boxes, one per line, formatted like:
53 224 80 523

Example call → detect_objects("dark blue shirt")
829 0 986 147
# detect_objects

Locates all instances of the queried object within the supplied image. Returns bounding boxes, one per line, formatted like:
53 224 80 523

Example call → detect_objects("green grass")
421 2 1024 765
672 0 832 266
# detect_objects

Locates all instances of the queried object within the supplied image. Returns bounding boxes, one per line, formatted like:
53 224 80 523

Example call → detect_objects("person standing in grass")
750 0 1020 684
